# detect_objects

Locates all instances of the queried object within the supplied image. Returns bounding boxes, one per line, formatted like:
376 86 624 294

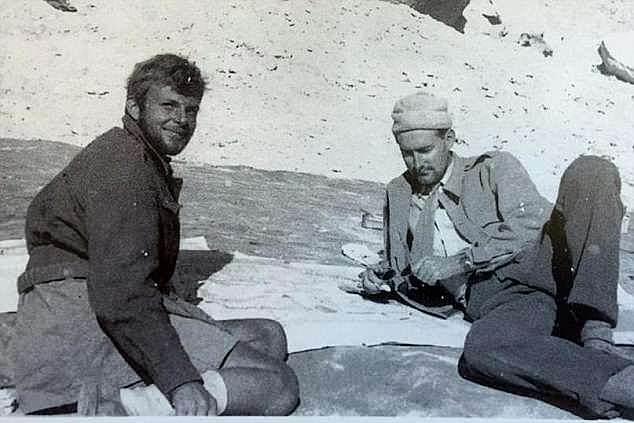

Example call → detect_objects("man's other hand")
413 254 468 285
169 381 218 416
359 265 393 295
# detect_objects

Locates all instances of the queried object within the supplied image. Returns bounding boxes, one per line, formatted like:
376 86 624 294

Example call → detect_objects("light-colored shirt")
408 157 471 257
385 152 552 278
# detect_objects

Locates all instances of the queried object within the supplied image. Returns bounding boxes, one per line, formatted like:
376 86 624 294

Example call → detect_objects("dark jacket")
384 151 553 286
18 115 201 395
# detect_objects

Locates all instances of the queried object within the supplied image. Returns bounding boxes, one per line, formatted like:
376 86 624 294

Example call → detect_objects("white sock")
202 370 228 415
119 384 173 416
119 371 227 416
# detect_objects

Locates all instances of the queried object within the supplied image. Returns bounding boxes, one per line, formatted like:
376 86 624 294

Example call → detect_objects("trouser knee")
562 155 621 194
253 319 288 359
458 331 498 382
258 319 287 345
265 362 300 416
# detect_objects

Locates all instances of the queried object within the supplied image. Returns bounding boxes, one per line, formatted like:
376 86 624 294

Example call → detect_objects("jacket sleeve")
467 152 552 272
83 159 201 396
383 187 406 272
383 191 391 265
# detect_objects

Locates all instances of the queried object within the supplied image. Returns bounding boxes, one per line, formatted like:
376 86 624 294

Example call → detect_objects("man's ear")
445 129 456 149
125 98 141 121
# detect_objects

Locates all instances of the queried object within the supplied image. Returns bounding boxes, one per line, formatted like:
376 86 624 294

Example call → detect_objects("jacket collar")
394 150 500 207
122 114 173 177
441 154 464 201
425 153 494 201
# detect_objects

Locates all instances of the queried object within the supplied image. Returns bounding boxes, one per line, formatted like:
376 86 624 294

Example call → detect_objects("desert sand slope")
1 0 633 207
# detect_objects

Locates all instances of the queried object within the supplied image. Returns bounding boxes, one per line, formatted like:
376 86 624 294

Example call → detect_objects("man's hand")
169 381 217 416
412 254 469 286
359 262 394 295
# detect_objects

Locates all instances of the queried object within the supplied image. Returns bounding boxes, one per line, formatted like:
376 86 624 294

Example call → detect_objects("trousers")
458 156 632 417
12 278 239 414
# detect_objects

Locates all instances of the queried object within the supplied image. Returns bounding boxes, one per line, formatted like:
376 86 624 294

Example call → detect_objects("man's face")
396 129 454 188
137 84 201 156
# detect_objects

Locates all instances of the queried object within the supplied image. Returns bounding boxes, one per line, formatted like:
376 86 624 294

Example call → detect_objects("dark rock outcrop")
387 0 471 32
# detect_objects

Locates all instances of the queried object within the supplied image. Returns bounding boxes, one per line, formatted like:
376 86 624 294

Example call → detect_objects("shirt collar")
122 114 173 177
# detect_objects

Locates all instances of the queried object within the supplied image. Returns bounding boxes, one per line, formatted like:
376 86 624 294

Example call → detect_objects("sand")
3 3 634 416
1 0 634 207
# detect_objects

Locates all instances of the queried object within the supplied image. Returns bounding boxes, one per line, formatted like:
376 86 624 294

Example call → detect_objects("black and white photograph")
1 0 634 419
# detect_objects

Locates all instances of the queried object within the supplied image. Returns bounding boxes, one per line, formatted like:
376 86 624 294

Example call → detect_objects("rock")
518 33 553 57
43 0 77 12
288 345 634 417
0 389 17 416
598 32 634 85
482 12 502 25
463 0 504 35
0 138 384 265
387 0 471 32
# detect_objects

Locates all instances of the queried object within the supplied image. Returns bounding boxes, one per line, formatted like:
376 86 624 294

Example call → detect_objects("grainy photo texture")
1 0 634 419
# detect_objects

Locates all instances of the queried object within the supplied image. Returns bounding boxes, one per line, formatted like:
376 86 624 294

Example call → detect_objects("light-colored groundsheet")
2 238 634 352
199 252 634 351
198 252 471 352
0 240 28 314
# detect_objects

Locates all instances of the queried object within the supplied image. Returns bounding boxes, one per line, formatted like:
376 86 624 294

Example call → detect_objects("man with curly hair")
13 53 299 416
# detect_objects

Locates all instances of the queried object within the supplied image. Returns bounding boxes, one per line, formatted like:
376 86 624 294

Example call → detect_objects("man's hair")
126 54 206 106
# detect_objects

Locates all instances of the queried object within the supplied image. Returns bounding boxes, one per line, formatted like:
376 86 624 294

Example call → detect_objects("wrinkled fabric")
15 116 230 411
384 151 552 279
459 288 629 418
504 155 624 324
408 159 471 258
12 278 238 414
459 156 631 418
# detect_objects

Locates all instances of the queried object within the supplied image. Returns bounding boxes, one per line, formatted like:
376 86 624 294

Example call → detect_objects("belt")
17 260 89 294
